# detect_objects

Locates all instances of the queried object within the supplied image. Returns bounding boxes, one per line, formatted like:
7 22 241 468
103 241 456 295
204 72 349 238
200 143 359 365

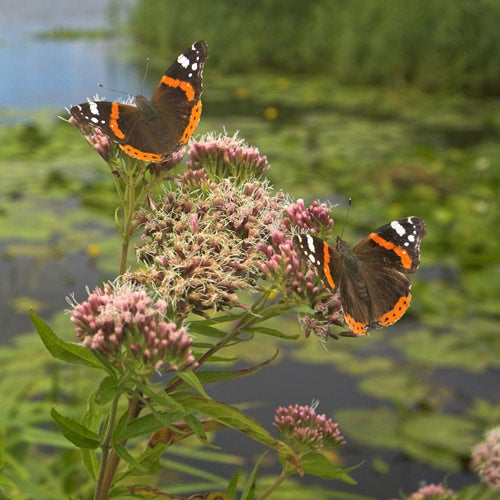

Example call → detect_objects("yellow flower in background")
264 106 279 120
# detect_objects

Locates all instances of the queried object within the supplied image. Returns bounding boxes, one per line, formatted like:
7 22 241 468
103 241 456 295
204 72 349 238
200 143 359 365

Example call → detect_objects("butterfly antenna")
340 198 352 239
140 57 151 95
97 83 131 98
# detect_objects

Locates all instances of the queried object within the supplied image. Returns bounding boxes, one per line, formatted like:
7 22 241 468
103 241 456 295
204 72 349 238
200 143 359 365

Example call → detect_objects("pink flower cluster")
471 427 500 491
407 483 456 500
274 403 345 454
69 281 197 372
187 131 270 182
258 199 344 337
134 170 287 318
67 116 114 162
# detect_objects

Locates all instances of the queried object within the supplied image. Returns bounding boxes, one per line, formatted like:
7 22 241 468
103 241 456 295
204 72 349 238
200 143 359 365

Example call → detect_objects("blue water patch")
0 0 137 110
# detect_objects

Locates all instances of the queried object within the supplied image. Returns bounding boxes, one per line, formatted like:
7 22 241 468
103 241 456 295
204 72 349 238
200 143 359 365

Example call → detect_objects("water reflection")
0 0 136 109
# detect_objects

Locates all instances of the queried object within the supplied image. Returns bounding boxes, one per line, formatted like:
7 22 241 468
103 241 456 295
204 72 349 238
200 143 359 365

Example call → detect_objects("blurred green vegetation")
130 0 500 96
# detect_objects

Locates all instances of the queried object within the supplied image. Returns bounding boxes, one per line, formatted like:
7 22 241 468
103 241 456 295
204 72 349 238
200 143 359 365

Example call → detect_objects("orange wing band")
369 233 412 269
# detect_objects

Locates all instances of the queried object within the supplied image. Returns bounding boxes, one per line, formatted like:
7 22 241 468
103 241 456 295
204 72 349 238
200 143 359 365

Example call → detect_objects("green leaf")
301 452 357 483
113 444 149 472
177 370 209 398
176 393 295 460
194 350 279 385
241 452 266 500
80 448 99 480
95 376 122 405
116 411 183 441
135 378 187 412
115 444 164 481
456 483 500 500
50 407 100 449
246 326 299 340
227 468 241 498
111 408 131 444
183 413 207 444
188 322 229 338
30 310 105 370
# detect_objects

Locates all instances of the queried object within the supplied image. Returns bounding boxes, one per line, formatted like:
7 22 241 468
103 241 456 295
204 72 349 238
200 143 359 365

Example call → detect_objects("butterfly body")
294 216 426 335
70 40 208 162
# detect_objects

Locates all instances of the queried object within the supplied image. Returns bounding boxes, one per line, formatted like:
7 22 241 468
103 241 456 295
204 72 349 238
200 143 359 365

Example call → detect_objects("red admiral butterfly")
294 217 426 335
70 40 208 162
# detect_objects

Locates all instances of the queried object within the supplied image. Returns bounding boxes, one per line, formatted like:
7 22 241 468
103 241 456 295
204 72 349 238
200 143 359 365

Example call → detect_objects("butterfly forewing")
294 233 341 291
355 217 426 273
152 41 208 149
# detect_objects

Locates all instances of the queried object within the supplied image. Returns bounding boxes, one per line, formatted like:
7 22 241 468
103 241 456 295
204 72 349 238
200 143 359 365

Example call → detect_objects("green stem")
118 238 129 277
116 169 138 276
93 392 120 500
164 298 278 394
257 470 289 500
93 390 143 500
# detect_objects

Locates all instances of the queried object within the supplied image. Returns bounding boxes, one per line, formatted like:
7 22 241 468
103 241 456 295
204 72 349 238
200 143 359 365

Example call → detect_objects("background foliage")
131 0 500 96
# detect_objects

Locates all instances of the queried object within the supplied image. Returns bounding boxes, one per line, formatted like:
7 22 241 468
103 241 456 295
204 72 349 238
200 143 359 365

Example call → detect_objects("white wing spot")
407 234 415 243
306 235 315 253
89 102 99 115
391 220 406 236
177 54 190 69
91 117 99 124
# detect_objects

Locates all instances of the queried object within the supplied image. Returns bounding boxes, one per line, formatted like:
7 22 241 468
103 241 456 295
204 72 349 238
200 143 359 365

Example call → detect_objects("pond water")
0 0 137 109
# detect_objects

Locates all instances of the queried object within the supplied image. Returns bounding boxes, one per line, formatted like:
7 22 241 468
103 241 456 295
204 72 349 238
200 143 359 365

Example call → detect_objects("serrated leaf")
50 407 100 449
30 310 105 370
